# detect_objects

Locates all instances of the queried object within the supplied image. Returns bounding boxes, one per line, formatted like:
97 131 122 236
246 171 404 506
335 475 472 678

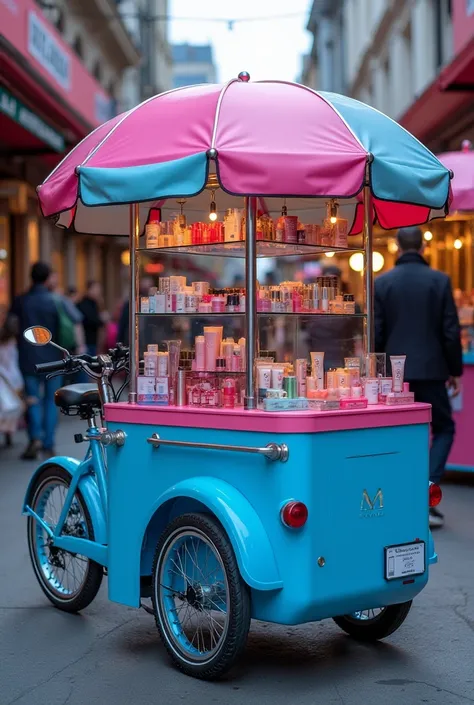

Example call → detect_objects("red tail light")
281 501 308 528
429 483 442 507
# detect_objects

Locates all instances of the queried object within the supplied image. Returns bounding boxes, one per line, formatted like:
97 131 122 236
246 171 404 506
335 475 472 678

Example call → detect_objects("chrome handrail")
146 433 289 462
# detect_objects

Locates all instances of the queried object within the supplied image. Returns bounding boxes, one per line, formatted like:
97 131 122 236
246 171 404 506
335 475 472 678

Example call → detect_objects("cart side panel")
252 421 431 624
106 419 431 623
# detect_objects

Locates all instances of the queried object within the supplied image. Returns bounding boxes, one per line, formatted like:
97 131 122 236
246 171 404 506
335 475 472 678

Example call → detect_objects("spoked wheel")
152 513 251 680
333 601 412 641
27 465 103 612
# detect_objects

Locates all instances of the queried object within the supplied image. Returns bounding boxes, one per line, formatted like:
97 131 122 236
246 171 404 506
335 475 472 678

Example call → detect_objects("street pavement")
1 418 474 705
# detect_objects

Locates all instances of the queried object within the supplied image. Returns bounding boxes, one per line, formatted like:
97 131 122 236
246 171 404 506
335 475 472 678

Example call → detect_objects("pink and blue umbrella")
38 76 452 234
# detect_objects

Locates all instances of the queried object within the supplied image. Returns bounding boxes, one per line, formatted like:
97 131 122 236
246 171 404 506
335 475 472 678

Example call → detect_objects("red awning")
0 49 89 141
439 36 474 91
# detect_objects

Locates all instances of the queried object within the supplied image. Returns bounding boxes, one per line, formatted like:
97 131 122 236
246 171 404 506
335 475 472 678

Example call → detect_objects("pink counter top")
104 402 431 434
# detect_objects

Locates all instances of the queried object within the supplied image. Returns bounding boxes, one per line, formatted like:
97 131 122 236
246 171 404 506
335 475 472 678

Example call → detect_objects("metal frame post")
244 196 258 409
363 171 374 354
128 204 140 403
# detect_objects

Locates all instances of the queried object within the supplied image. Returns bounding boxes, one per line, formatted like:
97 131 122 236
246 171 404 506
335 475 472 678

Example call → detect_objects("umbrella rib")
80 84 203 169
211 79 239 150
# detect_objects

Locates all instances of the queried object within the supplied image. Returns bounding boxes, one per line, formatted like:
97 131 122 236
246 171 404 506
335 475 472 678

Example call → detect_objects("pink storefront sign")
0 0 112 128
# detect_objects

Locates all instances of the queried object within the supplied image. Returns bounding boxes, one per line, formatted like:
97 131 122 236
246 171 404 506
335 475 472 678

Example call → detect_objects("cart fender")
145 477 283 591
428 529 438 565
22 456 107 545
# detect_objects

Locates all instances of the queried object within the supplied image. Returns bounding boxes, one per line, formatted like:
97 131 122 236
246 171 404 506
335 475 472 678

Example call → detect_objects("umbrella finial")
238 71 250 82
461 139 472 152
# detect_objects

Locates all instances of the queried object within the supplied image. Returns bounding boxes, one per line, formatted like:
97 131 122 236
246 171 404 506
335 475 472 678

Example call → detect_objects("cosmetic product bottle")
204 326 223 372
275 217 284 242
364 377 379 404
156 351 168 376
390 355 406 393
386 391 415 405
145 218 160 249
351 381 363 398
198 297 212 314
332 295 344 314
322 287 329 312
193 281 210 296
222 339 234 370
195 336 205 371
379 377 393 402
232 344 242 372
343 294 356 314
238 338 246 370
296 359 308 397
141 297 150 313
336 368 350 393
223 377 236 408
185 293 197 313
176 370 187 406
144 351 158 377
175 291 186 313
147 344 159 353
310 352 325 390
271 364 285 390
283 375 297 399
257 366 272 408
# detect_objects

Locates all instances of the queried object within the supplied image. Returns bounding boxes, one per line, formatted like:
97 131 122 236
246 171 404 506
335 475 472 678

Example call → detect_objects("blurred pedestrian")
0 309 24 446
104 301 122 351
375 227 463 528
8 262 63 459
78 281 105 356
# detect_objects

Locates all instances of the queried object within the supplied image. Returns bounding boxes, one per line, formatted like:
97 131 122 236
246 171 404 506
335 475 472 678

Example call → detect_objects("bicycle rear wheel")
27 465 103 612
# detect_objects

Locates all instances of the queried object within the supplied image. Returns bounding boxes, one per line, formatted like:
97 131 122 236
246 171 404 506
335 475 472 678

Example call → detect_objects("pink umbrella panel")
38 79 452 236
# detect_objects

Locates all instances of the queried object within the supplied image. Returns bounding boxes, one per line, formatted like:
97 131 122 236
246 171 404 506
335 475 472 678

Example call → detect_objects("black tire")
152 512 251 680
27 464 103 612
333 601 412 641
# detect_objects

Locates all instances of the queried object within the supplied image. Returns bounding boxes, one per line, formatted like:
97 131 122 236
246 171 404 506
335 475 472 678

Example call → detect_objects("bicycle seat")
55 384 100 412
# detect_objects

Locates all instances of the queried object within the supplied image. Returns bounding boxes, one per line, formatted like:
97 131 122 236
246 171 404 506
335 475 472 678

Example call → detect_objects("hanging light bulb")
209 190 217 222
423 230 433 242
176 199 187 228
325 252 336 258
329 200 339 224
454 238 463 250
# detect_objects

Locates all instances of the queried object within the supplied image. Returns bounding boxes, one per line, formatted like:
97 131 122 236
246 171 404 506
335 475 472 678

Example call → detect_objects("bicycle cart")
22 75 449 680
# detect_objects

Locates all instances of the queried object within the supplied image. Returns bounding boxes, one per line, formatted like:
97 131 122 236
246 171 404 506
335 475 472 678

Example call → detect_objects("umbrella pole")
363 172 374 354
244 196 258 409
128 203 140 403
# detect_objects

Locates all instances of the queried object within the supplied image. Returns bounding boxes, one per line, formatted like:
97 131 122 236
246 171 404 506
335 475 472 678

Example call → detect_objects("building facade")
303 0 346 93
305 0 474 154
171 43 217 89
0 0 141 310
118 0 172 110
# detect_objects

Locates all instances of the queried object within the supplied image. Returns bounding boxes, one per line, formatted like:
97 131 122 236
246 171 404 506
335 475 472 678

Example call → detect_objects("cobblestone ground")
1 420 473 705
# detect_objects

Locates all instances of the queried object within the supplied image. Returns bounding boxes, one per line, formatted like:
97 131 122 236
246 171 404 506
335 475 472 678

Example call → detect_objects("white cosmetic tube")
310 352 325 390
271 365 285 390
204 327 223 372
391 355 406 393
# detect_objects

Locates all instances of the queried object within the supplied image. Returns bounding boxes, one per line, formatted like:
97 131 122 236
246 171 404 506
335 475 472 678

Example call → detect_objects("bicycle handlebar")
35 359 68 374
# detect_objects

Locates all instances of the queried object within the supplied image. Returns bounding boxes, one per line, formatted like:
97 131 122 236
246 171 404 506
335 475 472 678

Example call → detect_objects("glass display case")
132 195 368 411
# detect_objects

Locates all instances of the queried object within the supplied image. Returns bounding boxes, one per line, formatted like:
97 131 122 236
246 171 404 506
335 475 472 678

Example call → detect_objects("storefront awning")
0 85 65 154
439 36 474 91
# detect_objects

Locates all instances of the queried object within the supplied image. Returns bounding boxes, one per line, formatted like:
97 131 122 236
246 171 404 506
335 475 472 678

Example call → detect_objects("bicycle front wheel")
27 465 103 612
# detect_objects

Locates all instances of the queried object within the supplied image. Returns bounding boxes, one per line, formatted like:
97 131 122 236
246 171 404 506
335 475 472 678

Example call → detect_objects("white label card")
385 542 425 580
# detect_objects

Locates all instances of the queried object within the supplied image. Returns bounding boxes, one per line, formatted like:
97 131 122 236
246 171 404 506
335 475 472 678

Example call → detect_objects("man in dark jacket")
375 226 462 528
9 262 62 459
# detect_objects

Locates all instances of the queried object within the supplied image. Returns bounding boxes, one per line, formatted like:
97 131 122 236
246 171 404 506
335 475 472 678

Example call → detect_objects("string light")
329 200 339 224
424 230 433 241
325 252 336 258
454 238 463 250
209 190 217 221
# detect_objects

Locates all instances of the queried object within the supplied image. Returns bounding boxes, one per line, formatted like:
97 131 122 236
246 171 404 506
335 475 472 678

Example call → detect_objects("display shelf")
137 312 367 318
138 241 360 259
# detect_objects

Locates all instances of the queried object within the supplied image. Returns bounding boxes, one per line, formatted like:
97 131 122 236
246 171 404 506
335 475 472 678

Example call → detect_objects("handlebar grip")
35 359 68 374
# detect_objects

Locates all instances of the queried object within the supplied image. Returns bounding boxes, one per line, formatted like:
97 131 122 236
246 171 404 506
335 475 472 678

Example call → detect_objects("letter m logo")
361 488 384 511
